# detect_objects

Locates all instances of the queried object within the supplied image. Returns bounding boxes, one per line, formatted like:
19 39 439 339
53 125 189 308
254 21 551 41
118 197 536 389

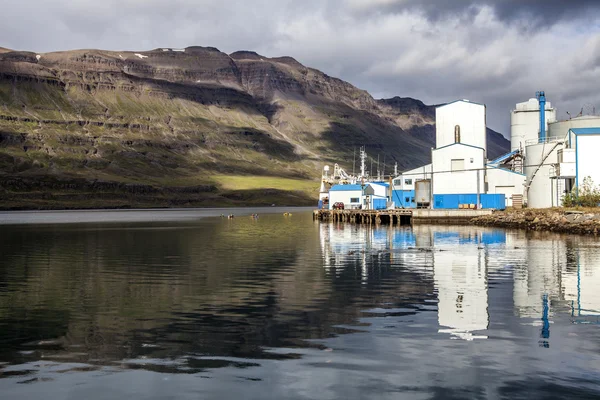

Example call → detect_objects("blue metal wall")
392 190 416 208
433 194 506 210
373 198 387 210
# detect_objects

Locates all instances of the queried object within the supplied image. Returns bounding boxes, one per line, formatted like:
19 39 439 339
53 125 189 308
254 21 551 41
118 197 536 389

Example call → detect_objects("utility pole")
352 147 356 176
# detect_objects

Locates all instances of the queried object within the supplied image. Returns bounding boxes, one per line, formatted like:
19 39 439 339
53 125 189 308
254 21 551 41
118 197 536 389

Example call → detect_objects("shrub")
562 176 600 208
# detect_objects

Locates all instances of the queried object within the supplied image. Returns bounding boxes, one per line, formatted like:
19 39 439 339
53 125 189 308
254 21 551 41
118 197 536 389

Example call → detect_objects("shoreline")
471 208 600 236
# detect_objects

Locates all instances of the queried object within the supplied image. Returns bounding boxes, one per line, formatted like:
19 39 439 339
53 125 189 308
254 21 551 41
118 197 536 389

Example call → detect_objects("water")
1 209 600 399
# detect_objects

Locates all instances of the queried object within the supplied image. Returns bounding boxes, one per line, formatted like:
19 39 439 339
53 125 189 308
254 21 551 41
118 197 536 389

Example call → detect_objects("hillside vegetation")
0 46 509 209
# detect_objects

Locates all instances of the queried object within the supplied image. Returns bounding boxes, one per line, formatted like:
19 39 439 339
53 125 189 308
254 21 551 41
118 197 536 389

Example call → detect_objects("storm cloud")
348 0 600 26
2 0 600 134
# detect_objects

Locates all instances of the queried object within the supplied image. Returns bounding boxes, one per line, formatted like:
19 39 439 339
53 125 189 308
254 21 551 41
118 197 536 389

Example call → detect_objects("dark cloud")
362 0 600 26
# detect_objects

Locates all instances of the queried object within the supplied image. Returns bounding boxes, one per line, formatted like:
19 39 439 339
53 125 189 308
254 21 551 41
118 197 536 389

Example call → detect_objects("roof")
569 128 600 135
329 184 363 192
489 149 520 164
434 142 486 152
370 182 389 188
437 99 485 109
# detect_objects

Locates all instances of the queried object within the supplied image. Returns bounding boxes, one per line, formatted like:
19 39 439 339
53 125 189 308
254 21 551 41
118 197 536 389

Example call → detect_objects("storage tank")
415 179 431 208
524 142 562 208
511 98 557 153
548 115 600 141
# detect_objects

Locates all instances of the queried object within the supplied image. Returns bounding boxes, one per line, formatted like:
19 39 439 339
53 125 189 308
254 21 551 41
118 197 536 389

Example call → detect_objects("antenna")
359 146 367 178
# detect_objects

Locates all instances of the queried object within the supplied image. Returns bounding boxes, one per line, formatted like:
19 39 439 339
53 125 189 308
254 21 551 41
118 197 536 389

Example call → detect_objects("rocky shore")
471 209 600 235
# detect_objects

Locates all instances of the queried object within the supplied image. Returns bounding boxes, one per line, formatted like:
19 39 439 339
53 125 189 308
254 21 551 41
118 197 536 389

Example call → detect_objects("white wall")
524 142 563 208
328 190 362 210
576 134 600 189
436 101 486 154
486 168 526 207
432 144 485 195
368 183 389 198
393 164 432 190
550 116 600 141
510 98 557 152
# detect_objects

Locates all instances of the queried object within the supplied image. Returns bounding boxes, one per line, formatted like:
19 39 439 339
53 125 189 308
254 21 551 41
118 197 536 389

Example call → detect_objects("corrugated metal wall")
392 190 416 208
433 194 506 210
373 198 387 210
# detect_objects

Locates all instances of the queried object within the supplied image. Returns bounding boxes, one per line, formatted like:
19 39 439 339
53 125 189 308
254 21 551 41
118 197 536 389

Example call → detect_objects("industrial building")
324 182 389 210
318 92 600 210
509 93 600 208
392 99 525 210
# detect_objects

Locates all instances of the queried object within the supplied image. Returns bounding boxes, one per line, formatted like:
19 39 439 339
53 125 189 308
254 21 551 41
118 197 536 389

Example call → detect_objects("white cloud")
1 0 599 133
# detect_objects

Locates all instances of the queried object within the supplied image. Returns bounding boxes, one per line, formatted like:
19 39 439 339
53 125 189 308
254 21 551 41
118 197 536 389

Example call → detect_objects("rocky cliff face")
0 46 509 209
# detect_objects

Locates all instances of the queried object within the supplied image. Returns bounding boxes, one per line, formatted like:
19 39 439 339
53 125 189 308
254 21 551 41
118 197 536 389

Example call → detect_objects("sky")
2 0 600 134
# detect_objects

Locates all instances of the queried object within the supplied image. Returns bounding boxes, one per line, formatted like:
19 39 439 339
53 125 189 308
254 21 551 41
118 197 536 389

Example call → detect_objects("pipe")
537 91 546 143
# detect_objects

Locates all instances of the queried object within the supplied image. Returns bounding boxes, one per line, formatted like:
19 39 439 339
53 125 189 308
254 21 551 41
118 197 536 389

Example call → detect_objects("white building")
511 98 557 154
432 143 485 195
327 183 389 210
509 94 600 207
393 99 526 209
436 100 487 156
327 184 363 210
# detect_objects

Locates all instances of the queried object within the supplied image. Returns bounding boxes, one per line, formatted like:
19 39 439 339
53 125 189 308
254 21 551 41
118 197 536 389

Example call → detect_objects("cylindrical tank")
415 179 431 208
524 142 561 208
548 116 600 141
511 98 557 153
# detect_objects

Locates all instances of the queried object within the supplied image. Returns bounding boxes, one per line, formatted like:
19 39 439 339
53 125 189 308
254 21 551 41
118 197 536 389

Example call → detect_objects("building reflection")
319 223 507 340
319 221 600 341
512 233 600 323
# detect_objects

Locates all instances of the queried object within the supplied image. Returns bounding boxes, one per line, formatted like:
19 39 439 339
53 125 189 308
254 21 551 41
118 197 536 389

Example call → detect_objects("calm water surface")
1 208 600 399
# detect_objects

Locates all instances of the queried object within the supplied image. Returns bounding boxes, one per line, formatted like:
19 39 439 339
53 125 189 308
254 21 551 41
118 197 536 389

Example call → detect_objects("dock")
313 209 494 225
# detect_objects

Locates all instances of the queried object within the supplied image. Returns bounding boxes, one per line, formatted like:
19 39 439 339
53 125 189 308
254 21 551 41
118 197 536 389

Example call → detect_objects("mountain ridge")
0 45 509 209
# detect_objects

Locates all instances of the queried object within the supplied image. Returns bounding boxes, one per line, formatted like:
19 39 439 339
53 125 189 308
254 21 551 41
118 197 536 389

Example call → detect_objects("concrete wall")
486 167 526 207
436 101 486 154
432 144 485 195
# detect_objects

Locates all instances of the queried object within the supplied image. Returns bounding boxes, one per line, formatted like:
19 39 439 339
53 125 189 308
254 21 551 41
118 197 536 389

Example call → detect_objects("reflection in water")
1 211 600 399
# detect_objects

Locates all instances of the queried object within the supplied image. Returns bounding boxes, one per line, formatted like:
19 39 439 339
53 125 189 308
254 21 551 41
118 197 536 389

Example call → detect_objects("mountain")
0 46 509 209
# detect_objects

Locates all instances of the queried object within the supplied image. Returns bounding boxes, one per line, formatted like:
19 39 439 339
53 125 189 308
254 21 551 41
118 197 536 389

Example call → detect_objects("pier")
313 209 494 225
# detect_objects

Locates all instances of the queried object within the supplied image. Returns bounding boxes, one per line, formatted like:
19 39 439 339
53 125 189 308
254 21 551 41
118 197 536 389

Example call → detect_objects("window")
451 159 465 171
350 197 360 203
404 179 413 186
393 179 402 186
405 197 410 203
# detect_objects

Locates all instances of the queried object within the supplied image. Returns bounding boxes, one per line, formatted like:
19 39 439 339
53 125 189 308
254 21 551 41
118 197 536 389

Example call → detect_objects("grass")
212 174 318 195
